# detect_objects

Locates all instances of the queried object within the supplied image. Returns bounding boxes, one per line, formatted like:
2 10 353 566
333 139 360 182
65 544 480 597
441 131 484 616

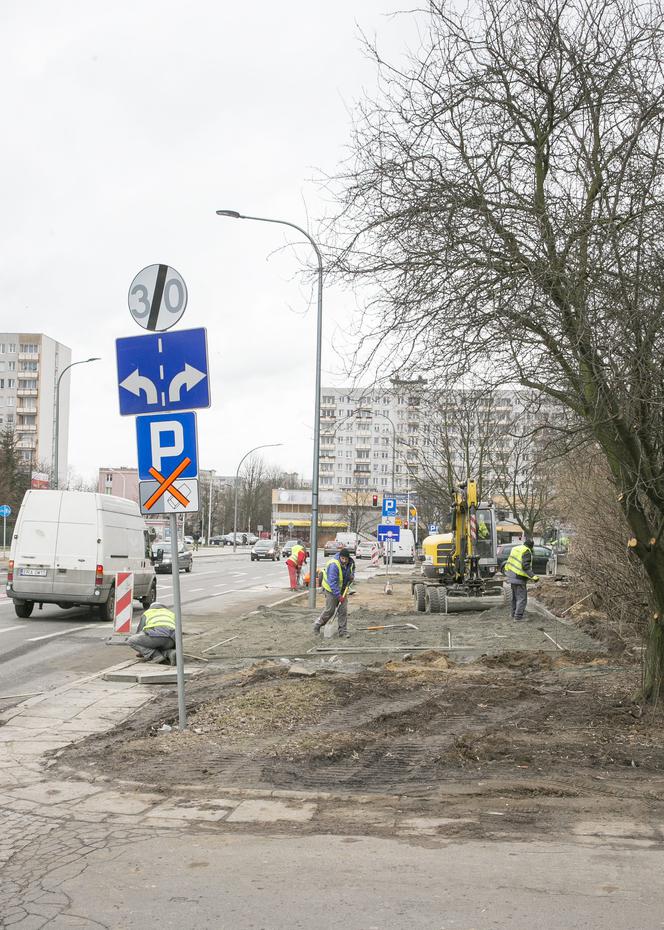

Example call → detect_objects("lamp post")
233 443 283 553
54 358 100 490
217 209 323 607
207 469 215 545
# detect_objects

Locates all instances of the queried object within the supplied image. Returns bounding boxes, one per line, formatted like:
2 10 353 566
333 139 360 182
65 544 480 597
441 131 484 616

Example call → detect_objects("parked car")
281 539 309 559
323 539 343 558
251 539 281 561
497 543 557 576
209 535 225 546
152 542 193 574
356 538 382 559
184 535 194 547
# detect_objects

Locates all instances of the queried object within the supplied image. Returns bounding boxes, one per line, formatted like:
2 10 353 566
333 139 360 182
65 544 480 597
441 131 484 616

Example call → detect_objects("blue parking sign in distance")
116 327 210 416
382 497 397 517
429 523 439 534
377 523 401 542
135 412 198 480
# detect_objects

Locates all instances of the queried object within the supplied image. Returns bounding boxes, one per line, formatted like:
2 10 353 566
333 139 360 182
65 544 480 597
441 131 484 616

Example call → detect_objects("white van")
384 528 416 565
334 532 359 554
7 490 156 620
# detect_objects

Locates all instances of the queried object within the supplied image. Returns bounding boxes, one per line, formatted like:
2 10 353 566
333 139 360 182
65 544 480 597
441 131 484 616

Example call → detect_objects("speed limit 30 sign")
128 264 188 331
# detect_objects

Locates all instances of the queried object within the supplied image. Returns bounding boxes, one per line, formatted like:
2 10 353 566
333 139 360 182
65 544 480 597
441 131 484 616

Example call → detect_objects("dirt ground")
55 576 664 837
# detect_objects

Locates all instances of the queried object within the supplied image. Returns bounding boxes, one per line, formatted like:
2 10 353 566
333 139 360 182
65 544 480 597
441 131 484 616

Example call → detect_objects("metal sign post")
0 505 11 558
169 513 187 730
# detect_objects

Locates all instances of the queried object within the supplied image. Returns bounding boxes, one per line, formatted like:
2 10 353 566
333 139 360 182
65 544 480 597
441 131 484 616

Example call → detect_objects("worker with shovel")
312 548 354 638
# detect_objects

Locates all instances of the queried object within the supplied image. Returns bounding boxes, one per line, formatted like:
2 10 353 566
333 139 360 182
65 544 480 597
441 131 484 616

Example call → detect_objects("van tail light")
95 564 104 587
7 560 13 583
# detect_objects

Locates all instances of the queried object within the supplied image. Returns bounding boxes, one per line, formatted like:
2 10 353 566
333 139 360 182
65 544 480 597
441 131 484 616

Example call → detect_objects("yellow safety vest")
504 544 531 579
322 557 351 596
143 607 176 632
287 544 304 566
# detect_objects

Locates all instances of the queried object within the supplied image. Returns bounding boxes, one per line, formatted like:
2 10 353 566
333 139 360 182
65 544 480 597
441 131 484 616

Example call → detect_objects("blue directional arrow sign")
377 524 401 542
0 504 11 518
382 497 398 517
135 412 198 480
116 327 210 416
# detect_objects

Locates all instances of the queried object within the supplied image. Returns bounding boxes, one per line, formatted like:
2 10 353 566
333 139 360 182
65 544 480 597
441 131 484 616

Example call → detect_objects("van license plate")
19 569 47 577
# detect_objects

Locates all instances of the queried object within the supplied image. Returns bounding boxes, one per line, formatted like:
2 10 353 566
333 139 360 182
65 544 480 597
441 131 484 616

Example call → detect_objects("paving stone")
144 799 236 822
8 780 102 805
226 799 316 823
1 716 63 731
71 790 161 815
0 727 49 742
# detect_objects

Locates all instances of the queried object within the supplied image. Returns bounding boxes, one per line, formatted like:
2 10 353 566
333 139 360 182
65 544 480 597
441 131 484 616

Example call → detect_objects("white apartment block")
319 381 564 497
0 333 71 480
319 380 425 494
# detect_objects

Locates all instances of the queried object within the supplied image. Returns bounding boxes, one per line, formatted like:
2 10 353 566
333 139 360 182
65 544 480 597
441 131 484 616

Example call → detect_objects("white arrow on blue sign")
377 523 401 542
116 327 210 416
0 505 11 518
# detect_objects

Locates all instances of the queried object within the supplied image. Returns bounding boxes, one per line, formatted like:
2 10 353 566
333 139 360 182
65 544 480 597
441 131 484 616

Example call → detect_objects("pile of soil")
58 649 664 802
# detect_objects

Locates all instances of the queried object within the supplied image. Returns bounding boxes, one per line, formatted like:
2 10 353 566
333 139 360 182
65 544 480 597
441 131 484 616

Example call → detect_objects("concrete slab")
145 799 236 822
226 799 316 824
7 780 102 805
64 790 162 816
103 665 203 684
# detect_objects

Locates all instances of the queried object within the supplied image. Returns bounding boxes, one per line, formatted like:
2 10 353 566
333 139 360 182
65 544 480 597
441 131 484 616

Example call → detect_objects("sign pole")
2 514 5 558
169 513 187 730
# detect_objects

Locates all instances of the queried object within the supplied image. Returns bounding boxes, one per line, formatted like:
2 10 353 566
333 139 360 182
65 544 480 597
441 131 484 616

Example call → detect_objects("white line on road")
0 625 28 635
27 624 97 643
188 588 204 593
231 572 248 577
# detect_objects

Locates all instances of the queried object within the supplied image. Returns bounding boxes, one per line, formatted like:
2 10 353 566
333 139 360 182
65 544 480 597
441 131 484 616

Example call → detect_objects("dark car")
281 539 309 559
497 543 557 576
251 539 281 561
152 543 193 574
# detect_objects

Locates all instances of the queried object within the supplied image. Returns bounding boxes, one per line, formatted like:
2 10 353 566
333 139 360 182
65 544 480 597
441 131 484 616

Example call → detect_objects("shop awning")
274 519 348 528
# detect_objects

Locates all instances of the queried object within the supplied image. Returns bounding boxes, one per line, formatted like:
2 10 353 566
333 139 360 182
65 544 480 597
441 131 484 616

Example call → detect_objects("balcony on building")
17 387 38 397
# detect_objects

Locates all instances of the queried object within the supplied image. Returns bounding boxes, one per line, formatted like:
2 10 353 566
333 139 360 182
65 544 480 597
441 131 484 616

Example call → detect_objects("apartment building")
0 333 72 480
319 379 425 495
319 381 564 498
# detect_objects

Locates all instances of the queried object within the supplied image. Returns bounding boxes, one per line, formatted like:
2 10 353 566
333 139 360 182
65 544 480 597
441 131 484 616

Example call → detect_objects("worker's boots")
166 649 178 666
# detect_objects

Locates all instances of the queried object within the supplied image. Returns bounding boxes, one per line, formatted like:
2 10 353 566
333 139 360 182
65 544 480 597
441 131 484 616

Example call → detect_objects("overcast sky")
1 1 422 482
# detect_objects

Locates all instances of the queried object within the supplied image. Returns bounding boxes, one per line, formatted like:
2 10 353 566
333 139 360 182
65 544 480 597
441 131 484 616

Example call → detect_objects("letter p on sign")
150 420 184 472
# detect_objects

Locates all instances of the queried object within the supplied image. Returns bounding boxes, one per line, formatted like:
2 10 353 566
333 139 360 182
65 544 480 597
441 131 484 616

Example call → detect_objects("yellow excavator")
411 479 503 613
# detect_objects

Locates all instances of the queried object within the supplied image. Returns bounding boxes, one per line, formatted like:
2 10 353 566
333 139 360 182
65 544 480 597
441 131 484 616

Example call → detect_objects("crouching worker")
128 602 177 665
312 548 354 638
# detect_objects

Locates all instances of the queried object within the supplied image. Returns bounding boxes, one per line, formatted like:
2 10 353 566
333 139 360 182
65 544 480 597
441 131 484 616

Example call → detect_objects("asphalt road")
0 548 330 714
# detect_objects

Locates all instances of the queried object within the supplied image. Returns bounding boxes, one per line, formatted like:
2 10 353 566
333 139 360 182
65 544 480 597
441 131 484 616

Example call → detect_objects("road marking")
27 624 97 642
231 572 248 577
214 583 229 589
0 625 27 635
188 587 204 592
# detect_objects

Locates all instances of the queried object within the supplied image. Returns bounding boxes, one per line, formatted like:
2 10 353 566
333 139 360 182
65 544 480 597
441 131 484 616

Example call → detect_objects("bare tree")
331 0 664 698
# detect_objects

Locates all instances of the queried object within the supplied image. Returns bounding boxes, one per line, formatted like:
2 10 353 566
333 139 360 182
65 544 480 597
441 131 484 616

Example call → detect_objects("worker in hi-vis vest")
286 542 307 590
313 548 355 638
127 602 177 665
504 538 539 622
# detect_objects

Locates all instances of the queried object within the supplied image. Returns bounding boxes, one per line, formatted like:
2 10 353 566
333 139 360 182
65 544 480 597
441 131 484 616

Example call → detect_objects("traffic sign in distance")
116 327 210 416
377 524 401 542
382 497 398 517
428 523 439 534
135 412 198 480
129 264 188 332
0 505 11 518
139 477 199 514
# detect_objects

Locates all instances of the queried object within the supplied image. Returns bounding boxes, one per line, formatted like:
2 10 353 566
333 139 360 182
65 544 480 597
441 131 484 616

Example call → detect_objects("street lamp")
54 358 101 490
207 469 216 545
233 443 283 553
217 209 323 607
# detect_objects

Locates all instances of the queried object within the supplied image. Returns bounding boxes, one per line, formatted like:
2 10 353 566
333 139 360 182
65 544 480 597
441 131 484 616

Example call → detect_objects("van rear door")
11 491 61 597
52 494 99 598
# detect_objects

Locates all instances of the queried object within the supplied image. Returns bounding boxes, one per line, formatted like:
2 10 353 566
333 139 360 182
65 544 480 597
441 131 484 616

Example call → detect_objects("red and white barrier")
114 571 134 633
